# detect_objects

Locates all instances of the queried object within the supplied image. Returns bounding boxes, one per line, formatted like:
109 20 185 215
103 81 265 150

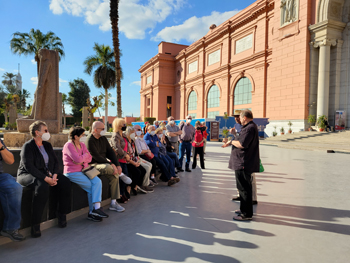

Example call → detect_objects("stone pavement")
0 142 349 262
261 130 350 153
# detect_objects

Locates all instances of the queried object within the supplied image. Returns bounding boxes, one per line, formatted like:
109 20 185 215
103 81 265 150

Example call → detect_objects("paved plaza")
0 142 349 262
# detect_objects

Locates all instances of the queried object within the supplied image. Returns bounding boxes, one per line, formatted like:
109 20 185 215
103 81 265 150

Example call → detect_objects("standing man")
222 109 260 221
86 121 125 212
166 116 183 157
179 115 196 172
0 139 25 241
154 121 159 128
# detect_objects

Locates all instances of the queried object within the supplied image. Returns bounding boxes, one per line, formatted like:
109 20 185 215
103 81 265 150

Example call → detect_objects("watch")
0 145 5 151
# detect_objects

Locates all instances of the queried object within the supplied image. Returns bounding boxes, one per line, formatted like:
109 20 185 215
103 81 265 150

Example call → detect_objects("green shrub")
144 117 156 125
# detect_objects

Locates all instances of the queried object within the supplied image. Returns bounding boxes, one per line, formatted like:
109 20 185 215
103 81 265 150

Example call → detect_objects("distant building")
139 0 350 135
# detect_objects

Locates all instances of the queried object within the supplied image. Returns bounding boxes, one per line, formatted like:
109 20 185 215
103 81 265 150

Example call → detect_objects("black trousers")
20 173 71 225
126 164 146 188
235 169 253 217
139 155 156 176
192 147 205 169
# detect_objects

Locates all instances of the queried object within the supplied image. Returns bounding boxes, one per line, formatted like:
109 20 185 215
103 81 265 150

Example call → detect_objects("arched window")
234 77 252 105
207 85 220 108
188 91 197 111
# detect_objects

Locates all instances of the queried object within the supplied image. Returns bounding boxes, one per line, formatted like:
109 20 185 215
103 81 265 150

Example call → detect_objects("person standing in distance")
222 109 260 221
179 115 196 172
166 116 183 157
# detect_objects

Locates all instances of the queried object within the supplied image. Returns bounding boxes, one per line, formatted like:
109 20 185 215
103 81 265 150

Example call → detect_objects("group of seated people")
0 118 185 242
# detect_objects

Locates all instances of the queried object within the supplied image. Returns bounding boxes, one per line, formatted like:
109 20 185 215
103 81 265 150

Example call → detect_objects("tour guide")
222 109 260 221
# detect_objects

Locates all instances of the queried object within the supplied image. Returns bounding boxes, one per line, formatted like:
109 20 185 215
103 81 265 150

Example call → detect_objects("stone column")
316 39 336 118
334 40 343 111
309 42 319 117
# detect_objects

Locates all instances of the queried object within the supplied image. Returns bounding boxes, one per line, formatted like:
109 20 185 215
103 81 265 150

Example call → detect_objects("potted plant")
280 127 285 135
317 115 326 132
4 122 9 130
287 121 293 133
307 114 316 131
272 126 277 137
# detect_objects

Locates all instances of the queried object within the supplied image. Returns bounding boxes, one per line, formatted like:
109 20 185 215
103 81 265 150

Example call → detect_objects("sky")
0 0 256 118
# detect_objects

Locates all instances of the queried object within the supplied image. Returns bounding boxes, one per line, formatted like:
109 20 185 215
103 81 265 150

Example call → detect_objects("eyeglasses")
170 119 174 121
97 128 104 130
42 129 48 133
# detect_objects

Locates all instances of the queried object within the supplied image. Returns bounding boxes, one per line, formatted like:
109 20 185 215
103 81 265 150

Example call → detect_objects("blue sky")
0 0 255 117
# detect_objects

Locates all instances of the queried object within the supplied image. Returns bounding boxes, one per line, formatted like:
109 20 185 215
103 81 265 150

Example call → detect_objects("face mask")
186 119 192 123
121 125 126 131
150 131 155 136
100 130 106 136
41 132 51 141
163 130 166 135
158 134 163 138
169 120 175 125
136 131 142 136
80 136 87 143
130 133 136 140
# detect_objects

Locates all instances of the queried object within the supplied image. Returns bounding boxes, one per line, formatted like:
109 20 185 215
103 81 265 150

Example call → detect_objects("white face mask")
163 130 166 135
100 130 106 136
136 131 142 136
130 133 136 140
169 120 175 125
41 132 51 141
80 136 87 143
158 134 163 138
150 131 156 136
186 119 192 124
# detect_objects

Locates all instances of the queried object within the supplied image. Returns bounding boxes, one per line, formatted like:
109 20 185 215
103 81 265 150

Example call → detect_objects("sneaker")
173 177 180 183
87 213 103 222
185 168 191 172
109 202 125 212
233 214 252 221
234 210 242 215
150 177 158 185
168 178 176 186
176 168 184 172
148 182 155 187
119 173 132 184
144 186 154 193
91 208 109 218
137 186 148 194
1 229 26 242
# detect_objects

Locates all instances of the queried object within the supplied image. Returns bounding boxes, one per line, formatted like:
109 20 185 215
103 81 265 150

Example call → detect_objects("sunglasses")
42 129 48 133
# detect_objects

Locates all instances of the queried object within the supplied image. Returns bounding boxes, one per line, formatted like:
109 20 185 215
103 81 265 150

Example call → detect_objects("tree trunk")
3 111 8 124
110 0 122 117
105 88 108 131
63 107 66 129
89 112 94 131
35 55 40 76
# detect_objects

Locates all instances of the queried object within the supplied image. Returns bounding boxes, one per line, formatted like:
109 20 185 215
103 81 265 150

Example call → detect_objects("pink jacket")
62 141 92 174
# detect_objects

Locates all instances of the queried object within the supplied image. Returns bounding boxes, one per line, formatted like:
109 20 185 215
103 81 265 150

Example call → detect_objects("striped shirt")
135 137 150 155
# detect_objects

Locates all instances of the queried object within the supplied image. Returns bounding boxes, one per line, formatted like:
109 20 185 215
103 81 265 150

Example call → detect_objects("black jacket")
17 139 59 186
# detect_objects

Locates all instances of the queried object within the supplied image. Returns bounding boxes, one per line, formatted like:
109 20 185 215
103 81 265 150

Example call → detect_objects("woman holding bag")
63 126 108 222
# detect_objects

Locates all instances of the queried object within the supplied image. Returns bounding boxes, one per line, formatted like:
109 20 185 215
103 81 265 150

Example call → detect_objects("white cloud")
131 81 141 86
49 0 185 39
31 77 38 85
153 10 240 43
31 59 36 65
0 68 4 71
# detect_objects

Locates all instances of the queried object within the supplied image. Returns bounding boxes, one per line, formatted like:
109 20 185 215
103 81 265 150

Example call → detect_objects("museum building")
139 0 350 135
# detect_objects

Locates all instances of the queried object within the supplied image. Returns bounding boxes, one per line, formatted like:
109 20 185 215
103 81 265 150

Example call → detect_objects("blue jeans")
0 173 22 231
179 141 192 169
65 172 102 212
167 152 180 169
160 154 176 178
154 156 171 180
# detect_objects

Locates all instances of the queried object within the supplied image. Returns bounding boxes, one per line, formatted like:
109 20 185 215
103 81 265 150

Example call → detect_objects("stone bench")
0 149 112 230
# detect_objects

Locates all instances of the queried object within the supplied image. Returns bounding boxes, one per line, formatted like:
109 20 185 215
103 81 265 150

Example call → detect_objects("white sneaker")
109 202 125 212
119 173 132 184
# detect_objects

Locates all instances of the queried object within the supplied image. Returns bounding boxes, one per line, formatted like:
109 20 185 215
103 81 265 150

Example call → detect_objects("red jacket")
193 130 204 147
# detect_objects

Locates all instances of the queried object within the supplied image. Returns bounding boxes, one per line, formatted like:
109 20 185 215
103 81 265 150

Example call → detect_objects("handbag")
82 165 100 180
259 159 264 173
145 152 154 159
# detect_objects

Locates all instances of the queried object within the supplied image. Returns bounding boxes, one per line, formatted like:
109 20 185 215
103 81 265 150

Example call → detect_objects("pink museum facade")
139 0 350 135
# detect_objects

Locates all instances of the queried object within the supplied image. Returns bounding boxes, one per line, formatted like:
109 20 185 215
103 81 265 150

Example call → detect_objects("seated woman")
110 118 144 200
125 127 153 193
159 124 183 172
63 126 108 222
134 124 158 185
17 121 71 238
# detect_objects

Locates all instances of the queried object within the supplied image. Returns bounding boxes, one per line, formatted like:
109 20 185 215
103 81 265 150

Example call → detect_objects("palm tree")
84 43 116 130
110 0 123 117
18 89 30 110
2 72 18 88
10 28 65 75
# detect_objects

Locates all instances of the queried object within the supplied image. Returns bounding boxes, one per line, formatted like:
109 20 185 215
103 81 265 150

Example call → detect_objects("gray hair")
147 125 155 131
240 109 253 119
29 121 47 138
125 126 135 137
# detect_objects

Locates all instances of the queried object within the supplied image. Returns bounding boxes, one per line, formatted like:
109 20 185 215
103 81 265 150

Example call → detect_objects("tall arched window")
207 85 220 108
234 77 252 105
188 91 197 111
